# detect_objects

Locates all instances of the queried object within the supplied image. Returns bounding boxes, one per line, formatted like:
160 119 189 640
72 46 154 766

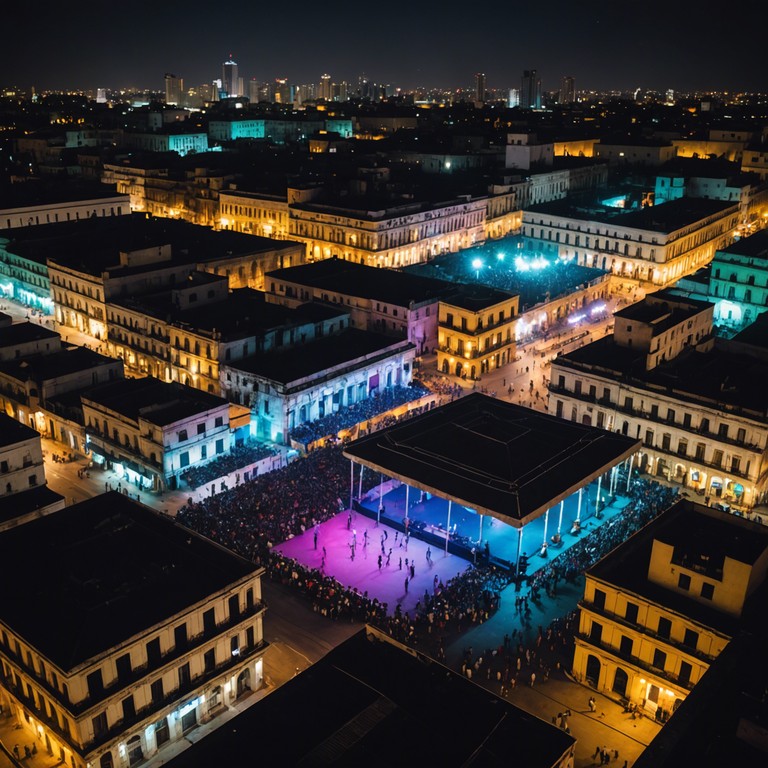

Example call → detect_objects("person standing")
404 576 409 592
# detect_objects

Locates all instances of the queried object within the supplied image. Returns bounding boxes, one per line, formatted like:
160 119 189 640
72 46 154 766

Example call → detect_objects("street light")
472 258 483 280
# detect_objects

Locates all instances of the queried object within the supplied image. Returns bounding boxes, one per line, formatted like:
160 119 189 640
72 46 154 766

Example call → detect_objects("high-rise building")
508 88 519 108
318 74 332 101
164 73 183 105
248 77 260 103
475 72 486 105
222 56 239 98
560 76 575 105
521 69 541 109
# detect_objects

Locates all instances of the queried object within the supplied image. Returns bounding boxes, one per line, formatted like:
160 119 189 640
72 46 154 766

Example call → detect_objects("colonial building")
574 499 768 721
522 196 740 288
0 492 267 768
548 290 768 511
0 414 65 531
82 378 231 492
437 285 519 379
264 257 456 355
222 327 416 444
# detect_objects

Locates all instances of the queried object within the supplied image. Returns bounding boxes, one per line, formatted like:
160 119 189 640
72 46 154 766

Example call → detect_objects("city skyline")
4 0 764 95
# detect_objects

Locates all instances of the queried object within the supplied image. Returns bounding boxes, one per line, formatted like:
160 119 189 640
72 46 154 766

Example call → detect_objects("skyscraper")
559 76 575 105
318 74 332 101
164 73 183 106
475 72 486 105
521 69 541 109
222 56 239 98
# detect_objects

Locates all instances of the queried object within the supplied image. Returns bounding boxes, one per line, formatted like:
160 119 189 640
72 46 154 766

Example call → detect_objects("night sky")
4 1 764 94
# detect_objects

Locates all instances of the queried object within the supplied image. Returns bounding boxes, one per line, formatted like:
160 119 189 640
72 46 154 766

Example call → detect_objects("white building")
548 290 768 511
0 492 267 768
82 377 231 492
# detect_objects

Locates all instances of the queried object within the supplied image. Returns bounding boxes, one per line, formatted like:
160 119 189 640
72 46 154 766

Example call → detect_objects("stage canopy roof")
344 393 641 528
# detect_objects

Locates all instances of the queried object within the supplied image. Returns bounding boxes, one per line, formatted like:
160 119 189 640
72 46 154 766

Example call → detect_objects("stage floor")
274 509 467 617
274 478 631 617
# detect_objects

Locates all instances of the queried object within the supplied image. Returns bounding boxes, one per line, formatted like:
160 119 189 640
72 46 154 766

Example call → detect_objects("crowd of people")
290 384 432 447
180 440 280 489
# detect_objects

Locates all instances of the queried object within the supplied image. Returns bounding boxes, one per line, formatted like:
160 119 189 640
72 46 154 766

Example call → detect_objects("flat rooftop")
0 492 258 670
231 328 414 386
166 626 574 768
716 228 768 260
82 377 227 426
526 197 737 234
587 500 768 635
0 485 64 527
0 413 40 447
0 321 60 349
266 256 456 306
614 290 712 336
4 213 302 274
555 335 768 416
0 346 118 382
344 392 640 527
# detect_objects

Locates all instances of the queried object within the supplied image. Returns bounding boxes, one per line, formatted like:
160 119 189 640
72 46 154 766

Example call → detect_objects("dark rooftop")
526 197 737 234
614 290 713 336
0 413 40 447
587 499 768 635
344 393 640 526
266 256 456 306
231 328 414 385
0 180 127 210
0 492 259 670
81 377 227 425
0 321 60 348
3 213 302 274
166 626 575 768
555 335 768 416
0 485 65 527
716 228 768 260
0 346 119 382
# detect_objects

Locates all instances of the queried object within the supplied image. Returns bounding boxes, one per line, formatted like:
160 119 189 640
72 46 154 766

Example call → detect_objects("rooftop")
266 256 456 306
0 346 119 382
0 485 65 527
526 197 737 234
344 393 640 526
166 626 575 768
0 321 60 349
614 290 713 336
587 499 768 635
230 328 414 385
715 228 768 260
81 377 227 426
0 492 259 670
0 413 40 447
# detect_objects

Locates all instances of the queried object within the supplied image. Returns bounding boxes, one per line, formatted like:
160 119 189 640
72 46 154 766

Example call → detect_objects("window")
204 649 216 673
178 662 191 688
701 582 714 600
731 456 741 473
652 649 666 670
179 451 190 468
619 635 633 656
683 413 692 428
666 408 675 422
683 628 699 650
230 635 240 656
593 588 606 610
712 450 723 468
121 695 136 721
589 620 603 643
718 423 729 438
700 418 710 433
216 439 224 454
146 637 161 665
116 654 132 684
624 602 638 623
92 712 108 737
657 617 672 639
86 669 104 698
228 595 240 620
678 573 691 590
679 660 692 685
215 416 224 427
203 608 216 632
737 427 746 443
177 429 188 441
196 423 206 435
174 624 188 650
151 679 164 705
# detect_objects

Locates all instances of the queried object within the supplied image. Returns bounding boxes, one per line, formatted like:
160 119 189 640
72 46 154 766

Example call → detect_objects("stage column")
349 459 354 509
577 487 583 523
595 475 602 519
516 527 524 579
626 454 634 492
378 473 384 525
405 484 410 525
445 500 452 554
478 514 483 544
609 466 617 496
557 499 564 534
542 508 549 547
358 464 364 501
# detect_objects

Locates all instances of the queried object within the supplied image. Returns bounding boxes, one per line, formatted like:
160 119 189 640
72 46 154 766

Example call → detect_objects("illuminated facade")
222 328 416 444
574 500 768 720
548 291 768 511
0 414 65 529
437 286 519 380
0 493 267 768
708 228 768 330
82 378 231 492
522 197 740 288
219 189 291 240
